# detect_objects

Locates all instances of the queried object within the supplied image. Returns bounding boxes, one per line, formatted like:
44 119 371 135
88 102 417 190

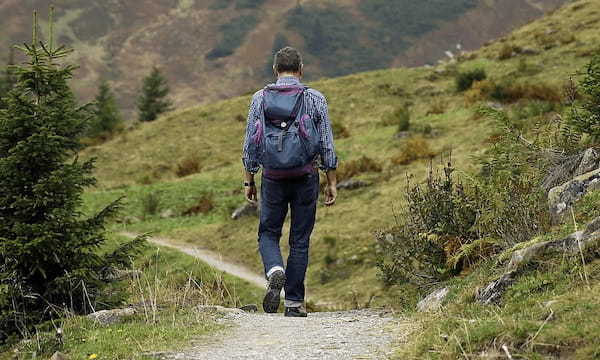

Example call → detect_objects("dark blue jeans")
258 172 319 304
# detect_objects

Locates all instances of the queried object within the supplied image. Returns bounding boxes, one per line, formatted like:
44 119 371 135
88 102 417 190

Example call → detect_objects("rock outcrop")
417 287 450 312
231 203 259 220
88 307 136 325
337 179 369 191
476 216 600 304
548 168 600 221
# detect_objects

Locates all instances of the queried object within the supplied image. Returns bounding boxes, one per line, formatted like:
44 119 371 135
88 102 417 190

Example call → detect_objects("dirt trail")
122 232 408 359
165 310 403 360
120 232 266 288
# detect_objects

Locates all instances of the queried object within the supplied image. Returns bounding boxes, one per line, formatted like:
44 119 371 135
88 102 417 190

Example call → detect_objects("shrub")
426 97 448 115
337 156 382 181
382 107 410 131
331 121 350 138
498 44 519 60
455 68 487 92
567 52 600 143
392 136 436 165
141 192 161 217
376 164 480 289
182 195 215 216
490 81 563 103
176 156 202 178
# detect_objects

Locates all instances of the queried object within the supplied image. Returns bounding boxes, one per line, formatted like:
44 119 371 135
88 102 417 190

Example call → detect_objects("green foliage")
286 4 384 77
87 80 122 138
0 18 145 341
359 0 476 39
377 164 480 289
210 0 266 9
567 52 600 143
455 68 487 92
0 48 16 110
263 33 289 79
141 192 162 217
137 67 173 122
382 107 411 132
206 15 258 60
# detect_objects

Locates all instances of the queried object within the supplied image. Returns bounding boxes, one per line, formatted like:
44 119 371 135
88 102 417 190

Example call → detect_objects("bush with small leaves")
392 136 436 165
455 68 487 92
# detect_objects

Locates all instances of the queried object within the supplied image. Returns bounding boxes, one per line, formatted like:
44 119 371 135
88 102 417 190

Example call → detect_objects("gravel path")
165 310 401 360
120 232 267 288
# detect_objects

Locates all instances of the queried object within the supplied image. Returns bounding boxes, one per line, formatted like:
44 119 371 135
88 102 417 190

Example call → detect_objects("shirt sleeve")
242 93 262 174
315 96 338 171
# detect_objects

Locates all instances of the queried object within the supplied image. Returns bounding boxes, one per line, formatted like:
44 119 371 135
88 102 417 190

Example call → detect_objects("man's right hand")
245 184 258 205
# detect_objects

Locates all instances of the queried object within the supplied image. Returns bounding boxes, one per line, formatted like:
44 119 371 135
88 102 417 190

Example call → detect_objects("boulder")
518 47 540 56
476 272 516 305
106 268 143 281
88 307 136 325
575 148 600 176
50 352 69 360
239 304 259 313
337 179 369 191
394 131 411 139
548 168 600 221
477 216 600 304
160 209 175 219
417 287 450 312
231 202 259 220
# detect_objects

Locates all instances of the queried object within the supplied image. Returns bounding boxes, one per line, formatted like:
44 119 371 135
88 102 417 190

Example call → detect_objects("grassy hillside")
0 0 566 115
79 0 600 310
1 234 262 359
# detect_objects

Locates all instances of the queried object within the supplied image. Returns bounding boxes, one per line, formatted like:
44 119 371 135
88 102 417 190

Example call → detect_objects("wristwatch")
244 181 256 187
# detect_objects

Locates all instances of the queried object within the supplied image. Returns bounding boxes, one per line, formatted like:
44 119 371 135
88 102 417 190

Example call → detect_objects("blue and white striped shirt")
242 76 338 174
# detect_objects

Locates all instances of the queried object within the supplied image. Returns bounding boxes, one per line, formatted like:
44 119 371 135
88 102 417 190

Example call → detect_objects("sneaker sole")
263 271 285 313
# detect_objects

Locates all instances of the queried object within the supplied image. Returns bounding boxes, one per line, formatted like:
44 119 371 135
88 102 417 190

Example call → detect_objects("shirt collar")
276 76 301 85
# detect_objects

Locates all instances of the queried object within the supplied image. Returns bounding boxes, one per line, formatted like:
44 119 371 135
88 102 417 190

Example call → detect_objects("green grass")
392 189 600 359
78 0 600 309
1 234 262 359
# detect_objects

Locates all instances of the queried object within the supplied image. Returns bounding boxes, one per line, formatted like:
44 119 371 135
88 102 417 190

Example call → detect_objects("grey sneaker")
284 306 307 318
263 270 285 313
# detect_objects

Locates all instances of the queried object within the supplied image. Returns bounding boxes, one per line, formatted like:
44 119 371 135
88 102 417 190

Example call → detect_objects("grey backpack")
252 83 320 178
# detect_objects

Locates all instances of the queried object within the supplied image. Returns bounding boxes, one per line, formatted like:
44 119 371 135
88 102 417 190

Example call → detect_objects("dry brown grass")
176 156 202 178
464 79 563 104
392 136 437 165
426 97 448 115
337 156 383 181
498 44 520 60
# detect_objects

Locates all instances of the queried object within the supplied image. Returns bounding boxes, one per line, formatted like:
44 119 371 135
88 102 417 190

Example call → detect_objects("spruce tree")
0 48 16 109
89 80 122 137
137 66 172 122
0 12 145 339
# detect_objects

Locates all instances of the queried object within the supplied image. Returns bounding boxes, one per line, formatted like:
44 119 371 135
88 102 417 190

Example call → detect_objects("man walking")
242 47 338 317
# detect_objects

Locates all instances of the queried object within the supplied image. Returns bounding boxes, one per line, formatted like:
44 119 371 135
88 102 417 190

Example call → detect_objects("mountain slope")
0 0 567 116
80 0 600 308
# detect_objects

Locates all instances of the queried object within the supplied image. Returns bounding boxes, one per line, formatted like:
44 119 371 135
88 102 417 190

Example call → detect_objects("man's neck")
278 73 301 80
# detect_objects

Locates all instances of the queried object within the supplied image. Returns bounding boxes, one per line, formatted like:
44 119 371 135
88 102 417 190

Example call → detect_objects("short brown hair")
273 46 303 74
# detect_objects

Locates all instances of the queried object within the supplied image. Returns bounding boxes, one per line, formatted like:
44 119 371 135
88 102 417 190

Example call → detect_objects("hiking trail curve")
120 232 408 359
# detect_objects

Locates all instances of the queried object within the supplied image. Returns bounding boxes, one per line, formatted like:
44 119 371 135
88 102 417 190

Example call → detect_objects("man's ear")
299 64 304 77
273 66 277 77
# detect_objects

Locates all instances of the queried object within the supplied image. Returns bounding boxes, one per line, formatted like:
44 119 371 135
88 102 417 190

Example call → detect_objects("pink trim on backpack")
299 114 310 139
